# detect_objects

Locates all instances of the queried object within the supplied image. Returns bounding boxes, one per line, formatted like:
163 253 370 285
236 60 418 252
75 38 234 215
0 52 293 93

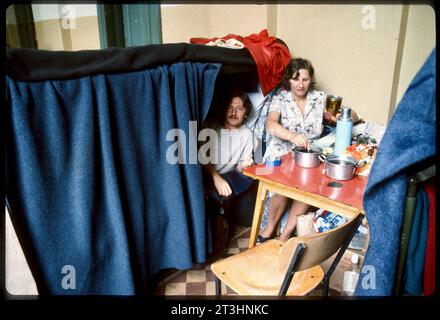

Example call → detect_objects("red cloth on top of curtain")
190 29 292 96
423 180 436 296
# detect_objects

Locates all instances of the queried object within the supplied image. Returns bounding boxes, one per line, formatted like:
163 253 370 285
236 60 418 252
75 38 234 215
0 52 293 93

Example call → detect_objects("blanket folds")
6 60 221 294
356 48 436 296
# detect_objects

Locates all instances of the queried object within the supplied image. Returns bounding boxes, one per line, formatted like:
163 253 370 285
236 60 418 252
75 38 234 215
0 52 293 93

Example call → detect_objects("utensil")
319 154 367 180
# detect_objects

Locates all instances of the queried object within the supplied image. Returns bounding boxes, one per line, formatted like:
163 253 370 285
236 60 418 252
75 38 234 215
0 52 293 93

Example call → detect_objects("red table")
243 152 368 248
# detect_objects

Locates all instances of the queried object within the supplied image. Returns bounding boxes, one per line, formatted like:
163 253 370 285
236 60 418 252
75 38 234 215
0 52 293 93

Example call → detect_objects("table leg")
248 181 268 248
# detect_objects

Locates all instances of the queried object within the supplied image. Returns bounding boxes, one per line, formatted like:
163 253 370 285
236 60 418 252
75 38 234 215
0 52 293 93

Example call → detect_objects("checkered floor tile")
155 226 250 296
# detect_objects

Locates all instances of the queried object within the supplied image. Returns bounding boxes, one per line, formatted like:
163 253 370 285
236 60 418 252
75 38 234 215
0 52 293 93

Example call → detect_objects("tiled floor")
155 226 249 296
154 226 340 296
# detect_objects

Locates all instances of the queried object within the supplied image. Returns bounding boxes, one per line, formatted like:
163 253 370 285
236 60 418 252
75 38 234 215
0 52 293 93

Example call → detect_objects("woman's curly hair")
279 58 316 91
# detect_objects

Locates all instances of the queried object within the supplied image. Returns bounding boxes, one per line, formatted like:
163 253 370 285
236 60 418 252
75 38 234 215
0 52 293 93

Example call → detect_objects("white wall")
6 208 39 295
31 4 100 51
396 5 436 106
161 4 269 43
31 4 97 21
277 4 402 125
161 3 435 125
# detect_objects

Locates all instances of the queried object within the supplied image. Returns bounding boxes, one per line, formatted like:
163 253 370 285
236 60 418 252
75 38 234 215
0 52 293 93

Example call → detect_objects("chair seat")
211 239 324 296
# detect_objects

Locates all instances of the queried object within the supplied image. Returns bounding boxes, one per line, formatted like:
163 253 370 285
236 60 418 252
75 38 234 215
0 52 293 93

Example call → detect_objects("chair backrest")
278 211 363 274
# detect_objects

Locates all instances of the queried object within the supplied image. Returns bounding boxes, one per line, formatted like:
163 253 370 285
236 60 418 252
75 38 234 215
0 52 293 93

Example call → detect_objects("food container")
293 147 322 168
265 156 281 167
319 154 367 181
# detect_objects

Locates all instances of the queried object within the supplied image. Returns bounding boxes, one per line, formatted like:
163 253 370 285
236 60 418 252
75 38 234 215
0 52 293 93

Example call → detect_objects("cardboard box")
319 221 370 294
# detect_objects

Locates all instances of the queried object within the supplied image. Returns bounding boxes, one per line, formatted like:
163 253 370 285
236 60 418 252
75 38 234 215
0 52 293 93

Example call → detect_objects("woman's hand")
329 109 362 124
213 174 232 197
324 111 337 125
289 132 310 149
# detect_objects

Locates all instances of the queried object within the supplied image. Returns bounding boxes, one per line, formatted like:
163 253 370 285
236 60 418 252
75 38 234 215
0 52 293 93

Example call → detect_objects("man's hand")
213 174 232 197
236 155 254 172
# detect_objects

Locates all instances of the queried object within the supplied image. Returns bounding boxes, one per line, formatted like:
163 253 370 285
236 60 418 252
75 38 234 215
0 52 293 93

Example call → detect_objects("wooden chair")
211 211 364 296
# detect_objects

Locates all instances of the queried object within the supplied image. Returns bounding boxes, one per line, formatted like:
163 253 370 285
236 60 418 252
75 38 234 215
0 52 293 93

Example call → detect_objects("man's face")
224 97 247 129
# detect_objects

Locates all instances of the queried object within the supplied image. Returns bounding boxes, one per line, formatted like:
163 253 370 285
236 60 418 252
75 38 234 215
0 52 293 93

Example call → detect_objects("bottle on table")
342 253 360 296
333 106 353 156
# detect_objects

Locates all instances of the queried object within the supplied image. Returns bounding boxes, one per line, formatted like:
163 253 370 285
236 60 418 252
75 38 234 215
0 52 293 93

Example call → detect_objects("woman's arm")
265 111 310 149
351 110 362 124
327 109 362 125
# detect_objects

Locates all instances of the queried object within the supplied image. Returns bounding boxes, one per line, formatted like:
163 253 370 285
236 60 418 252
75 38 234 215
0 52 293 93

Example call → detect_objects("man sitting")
200 89 258 256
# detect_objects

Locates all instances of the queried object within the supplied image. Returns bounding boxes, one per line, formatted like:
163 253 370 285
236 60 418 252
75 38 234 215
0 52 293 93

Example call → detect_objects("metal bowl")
293 147 322 168
322 155 365 180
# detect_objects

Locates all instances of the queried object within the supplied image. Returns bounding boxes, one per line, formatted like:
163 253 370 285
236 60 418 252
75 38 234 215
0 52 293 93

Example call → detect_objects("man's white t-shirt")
203 125 257 174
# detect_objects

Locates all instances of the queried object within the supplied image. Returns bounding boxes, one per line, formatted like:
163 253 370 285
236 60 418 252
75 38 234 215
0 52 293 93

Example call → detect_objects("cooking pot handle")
318 153 327 163
356 159 368 168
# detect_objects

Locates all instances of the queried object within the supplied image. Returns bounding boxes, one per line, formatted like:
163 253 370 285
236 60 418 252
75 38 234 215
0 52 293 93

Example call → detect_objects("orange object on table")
345 143 377 176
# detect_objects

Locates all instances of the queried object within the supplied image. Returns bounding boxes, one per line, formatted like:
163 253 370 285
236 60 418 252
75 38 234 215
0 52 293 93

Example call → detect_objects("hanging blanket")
6 47 222 295
356 48 436 296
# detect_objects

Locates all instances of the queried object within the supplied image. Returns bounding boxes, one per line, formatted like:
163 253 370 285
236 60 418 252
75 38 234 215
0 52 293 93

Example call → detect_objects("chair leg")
278 243 305 295
322 276 330 296
215 277 222 295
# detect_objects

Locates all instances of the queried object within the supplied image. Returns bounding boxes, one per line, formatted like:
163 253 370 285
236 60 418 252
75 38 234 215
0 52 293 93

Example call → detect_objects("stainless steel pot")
293 147 322 168
319 154 367 180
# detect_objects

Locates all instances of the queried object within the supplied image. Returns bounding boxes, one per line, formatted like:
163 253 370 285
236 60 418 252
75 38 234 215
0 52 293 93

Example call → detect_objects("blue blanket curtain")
356 49 436 296
6 62 221 295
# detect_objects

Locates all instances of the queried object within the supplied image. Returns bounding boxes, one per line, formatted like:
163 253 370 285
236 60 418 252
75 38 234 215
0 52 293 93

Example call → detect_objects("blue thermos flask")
333 107 353 155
